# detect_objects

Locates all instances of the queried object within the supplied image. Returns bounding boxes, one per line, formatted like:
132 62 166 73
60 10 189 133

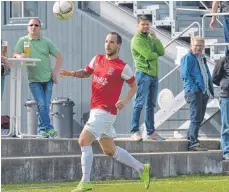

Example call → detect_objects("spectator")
13 18 63 138
1 39 10 100
181 36 214 151
130 15 165 141
212 45 229 160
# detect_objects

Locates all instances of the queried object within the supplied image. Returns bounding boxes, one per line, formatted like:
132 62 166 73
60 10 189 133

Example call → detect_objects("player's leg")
99 137 151 189
72 128 95 192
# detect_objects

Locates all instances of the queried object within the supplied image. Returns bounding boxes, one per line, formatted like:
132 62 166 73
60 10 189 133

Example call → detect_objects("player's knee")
103 149 115 156
78 137 89 147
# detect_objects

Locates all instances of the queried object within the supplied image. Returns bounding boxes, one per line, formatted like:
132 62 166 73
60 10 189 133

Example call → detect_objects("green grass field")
2 175 229 192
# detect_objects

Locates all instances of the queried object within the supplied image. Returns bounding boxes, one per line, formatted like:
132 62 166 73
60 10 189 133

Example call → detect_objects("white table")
2 58 40 138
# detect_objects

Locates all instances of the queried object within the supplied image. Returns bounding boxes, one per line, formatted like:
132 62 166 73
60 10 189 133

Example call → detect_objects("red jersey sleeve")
85 56 97 74
121 64 135 84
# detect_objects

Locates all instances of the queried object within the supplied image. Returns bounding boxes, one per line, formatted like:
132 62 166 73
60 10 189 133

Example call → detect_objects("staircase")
115 1 225 61
2 138 229 184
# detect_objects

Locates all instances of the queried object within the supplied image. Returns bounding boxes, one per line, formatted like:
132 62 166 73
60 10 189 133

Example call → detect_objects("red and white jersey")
85 54 135 115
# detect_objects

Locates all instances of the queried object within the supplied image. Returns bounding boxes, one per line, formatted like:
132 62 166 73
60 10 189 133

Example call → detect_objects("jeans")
185 90 209 148
1 75 5 100
223 16 229 52
220 97 229 158
29 79 54 133
131 71 158 135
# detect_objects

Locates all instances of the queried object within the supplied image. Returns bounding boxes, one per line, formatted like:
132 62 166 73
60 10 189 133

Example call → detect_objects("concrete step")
223 160 229 175
1 150 223 184
1 138 220 157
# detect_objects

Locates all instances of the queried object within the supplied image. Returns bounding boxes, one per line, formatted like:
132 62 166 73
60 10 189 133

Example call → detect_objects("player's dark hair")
109 32 122 45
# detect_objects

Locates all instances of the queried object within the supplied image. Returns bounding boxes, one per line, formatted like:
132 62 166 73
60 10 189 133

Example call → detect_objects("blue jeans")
220 97 229 158
185 90 209 148
223 16 229 52
29 80 54 133
131 71 158 135
1 75 5 100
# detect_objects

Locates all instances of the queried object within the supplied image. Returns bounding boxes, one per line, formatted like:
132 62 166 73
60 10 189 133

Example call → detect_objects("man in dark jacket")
181 36 214 151
212 45 229 160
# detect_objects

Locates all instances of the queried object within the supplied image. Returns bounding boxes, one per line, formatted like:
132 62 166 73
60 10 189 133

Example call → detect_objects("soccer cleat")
48 129 58 138
140 164 151 189
72 182 93 192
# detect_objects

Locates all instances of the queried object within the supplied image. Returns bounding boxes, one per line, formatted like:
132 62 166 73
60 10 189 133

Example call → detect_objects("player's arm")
60 56 97 78
123 80 137 104
115 64 137 110
115 79 137 110
60 69 92 78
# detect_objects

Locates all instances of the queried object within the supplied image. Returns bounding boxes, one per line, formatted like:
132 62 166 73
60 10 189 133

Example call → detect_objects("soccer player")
60 32 151 192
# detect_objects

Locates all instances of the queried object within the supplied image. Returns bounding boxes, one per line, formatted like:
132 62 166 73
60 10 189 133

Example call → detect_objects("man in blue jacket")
181 36 214 151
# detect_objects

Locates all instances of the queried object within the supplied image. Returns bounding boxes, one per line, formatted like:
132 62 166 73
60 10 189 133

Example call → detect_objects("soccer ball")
53 1 74 20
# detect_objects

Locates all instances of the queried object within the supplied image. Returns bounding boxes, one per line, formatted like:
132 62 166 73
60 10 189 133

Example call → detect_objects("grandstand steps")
2 138 227 184
1 149 224 184
1 138 220 157
223 160 229 175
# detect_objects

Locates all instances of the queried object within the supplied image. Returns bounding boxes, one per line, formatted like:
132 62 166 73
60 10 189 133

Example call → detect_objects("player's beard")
106 49 117 57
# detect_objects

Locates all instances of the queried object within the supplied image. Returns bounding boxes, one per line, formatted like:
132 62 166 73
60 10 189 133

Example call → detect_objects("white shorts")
84 109 116 140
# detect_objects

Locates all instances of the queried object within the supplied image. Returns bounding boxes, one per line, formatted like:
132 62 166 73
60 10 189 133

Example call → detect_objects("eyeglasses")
28 24 40 27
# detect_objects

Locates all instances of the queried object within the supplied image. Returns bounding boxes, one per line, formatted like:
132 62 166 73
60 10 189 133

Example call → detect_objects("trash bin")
51 97 75 138
25 100 38 135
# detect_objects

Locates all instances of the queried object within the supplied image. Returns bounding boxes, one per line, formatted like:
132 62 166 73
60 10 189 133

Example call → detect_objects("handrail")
163 1 169 6
176 8 209 12
164 21 201 49
158 21 201 83
159 64 181 83
207 43 229 46
199 1 223 27
202 13 229 39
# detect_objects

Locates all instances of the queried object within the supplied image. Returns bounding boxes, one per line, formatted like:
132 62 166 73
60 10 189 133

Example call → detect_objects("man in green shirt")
13 18 63 137
131 15 165 141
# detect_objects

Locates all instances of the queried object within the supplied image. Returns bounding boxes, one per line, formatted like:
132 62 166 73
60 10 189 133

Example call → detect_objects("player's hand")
209 19 216 30
115 100 126 110
60 69 73 77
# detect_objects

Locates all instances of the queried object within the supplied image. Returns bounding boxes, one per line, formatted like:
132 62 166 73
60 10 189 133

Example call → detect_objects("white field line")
2 179 229 190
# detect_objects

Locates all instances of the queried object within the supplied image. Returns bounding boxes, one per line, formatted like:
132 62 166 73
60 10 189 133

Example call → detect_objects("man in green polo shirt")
13 18 63 137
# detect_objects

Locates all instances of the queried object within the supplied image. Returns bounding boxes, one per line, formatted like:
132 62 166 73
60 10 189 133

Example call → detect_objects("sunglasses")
28 24 40 27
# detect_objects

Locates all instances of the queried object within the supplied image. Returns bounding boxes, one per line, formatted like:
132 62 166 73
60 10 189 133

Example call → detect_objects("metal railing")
158 21 201 83
164 21 201 49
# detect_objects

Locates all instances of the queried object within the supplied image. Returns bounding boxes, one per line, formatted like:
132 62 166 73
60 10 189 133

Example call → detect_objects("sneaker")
189 146 208 151
223 156 229 160
48 129 58 138
144 133 165 141
131 132 142 141
38 130 49 138
72 182 93 192
139 164 151 189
